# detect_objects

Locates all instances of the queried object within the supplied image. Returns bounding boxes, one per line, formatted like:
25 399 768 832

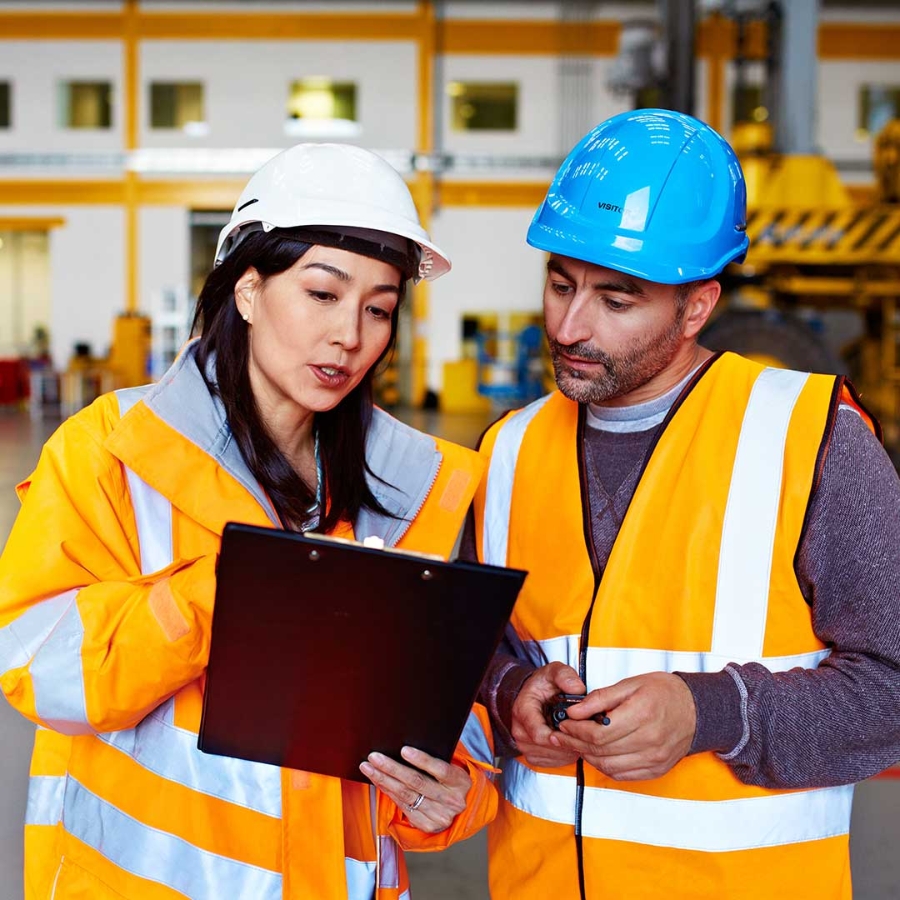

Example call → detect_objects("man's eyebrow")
592 278 647 298
300 262 351 282
547 258 647 297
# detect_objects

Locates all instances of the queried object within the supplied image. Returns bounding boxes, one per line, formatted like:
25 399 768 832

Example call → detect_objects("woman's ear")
234 267 260 324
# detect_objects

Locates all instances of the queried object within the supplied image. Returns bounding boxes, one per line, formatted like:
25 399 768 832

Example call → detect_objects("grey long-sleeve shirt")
473 385 900 789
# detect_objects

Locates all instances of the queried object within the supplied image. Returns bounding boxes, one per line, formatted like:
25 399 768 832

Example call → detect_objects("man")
472 109 900 900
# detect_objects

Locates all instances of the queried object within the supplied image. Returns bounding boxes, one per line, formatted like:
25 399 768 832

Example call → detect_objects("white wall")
48 207 125 369
0 207 126 370
429 206 544 391
138 40 417 150
819 60 900 163
0 41 123 151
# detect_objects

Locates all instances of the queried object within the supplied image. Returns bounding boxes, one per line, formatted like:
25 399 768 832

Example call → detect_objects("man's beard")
547 312 686 405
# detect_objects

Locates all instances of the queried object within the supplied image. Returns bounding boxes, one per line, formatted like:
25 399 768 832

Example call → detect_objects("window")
448 82 517 132
285 79 358 136
59 81 112 129
0 82 10 128
150 82 205 132
732 83 768 126
858 85 900 140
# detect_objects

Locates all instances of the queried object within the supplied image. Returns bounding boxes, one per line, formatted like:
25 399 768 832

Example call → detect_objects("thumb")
548 663 586 695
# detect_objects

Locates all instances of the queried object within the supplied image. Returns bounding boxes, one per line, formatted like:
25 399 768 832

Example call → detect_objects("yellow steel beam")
818 24 900 59
0 216 66 231
0 12 124 39
438 181 549 207
0 181 127 204
440 19 619 55
135 179 242 208
0 9 418 41
124 0 139 151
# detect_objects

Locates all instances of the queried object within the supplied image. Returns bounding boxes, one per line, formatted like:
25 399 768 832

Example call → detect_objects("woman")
0 143 497 899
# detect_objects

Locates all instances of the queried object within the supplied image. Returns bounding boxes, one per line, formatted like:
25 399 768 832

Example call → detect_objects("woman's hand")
359 746 471 833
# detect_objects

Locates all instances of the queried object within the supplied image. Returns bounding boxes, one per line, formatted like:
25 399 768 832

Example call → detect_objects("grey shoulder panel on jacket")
357 408 443 547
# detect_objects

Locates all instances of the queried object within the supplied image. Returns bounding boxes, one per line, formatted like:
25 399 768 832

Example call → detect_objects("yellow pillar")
411 0 436 408
123 0 139 313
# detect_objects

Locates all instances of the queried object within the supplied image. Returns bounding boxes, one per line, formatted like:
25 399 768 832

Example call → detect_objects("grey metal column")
775 0 819 154
662 0 696 115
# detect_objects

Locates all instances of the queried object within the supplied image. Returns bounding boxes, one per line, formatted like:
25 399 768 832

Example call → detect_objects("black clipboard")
198 522 527 782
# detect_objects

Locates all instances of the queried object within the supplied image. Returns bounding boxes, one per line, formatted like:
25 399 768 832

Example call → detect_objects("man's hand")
511 662 586 768
551 672 697 781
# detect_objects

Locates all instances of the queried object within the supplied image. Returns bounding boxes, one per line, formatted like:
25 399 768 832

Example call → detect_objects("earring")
242 313 249 322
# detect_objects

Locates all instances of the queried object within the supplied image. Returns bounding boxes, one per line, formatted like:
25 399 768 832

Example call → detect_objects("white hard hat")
215 143 450 282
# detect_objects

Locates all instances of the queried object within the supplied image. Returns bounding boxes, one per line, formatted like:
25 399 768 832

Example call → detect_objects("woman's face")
235 245 401 421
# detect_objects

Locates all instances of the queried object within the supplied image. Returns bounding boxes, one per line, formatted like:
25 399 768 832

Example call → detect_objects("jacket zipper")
387 455 443 548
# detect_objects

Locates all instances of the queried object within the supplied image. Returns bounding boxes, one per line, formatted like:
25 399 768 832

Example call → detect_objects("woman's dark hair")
192 229 404 533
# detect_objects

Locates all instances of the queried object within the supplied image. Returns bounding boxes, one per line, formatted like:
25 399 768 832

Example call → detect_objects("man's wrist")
675 669 744 755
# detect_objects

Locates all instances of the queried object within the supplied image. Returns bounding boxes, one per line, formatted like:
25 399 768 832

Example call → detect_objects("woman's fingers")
358 748 470 833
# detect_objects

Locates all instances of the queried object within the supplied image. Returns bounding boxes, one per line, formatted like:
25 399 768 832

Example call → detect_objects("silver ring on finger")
407 792 425 812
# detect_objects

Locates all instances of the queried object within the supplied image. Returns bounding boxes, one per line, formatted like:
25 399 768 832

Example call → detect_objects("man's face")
543 255 689 406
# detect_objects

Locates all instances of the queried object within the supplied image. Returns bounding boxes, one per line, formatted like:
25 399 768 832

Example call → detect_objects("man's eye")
551 282 573 296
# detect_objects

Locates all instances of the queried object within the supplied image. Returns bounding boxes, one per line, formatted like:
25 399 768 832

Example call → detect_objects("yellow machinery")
704 120 900 453
108 312 152 388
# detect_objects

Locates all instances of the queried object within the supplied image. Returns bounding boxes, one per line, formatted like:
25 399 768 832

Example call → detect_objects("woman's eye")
368 306 392 320
308 290 335 302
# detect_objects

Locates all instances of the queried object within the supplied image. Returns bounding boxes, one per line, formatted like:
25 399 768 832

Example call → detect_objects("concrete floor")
0 407 898 899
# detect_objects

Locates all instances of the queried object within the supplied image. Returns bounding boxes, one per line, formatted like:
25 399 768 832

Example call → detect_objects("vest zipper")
575 406 603 900
571 357 721 899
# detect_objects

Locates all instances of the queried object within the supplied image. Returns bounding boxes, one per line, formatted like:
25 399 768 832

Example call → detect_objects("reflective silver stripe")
459 709 493 766
713 368 809 659
98 697 282 818
482 394 553 566
25 773 65 826
378 835 400 890
345 857 376 898
124 467 174 576
0 589 77 673
63 776 282 899
530 636 829 681
30 597 91 734
502 757 853 852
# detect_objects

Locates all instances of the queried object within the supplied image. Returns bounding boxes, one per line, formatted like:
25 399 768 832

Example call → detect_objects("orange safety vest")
474 352 876 900
0 361 495 899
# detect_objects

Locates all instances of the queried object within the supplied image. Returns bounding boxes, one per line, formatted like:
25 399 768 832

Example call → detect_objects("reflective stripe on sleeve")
346 857 377 898
98 697 282 818
527 636 829 682
63 776 282 899
713 368 809 660
25 773 65 826
378 835 400 890
502 757 853 852
0 589 78 673
29 594 91 734
483 394 553 567
459 709 494 766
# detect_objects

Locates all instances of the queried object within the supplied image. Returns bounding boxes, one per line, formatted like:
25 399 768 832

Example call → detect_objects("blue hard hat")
527 109 749 284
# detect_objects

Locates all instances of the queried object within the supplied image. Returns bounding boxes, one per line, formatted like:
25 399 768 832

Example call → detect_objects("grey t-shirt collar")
586 367 700 434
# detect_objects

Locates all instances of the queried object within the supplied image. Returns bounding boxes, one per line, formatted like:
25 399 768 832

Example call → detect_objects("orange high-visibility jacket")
474 353 876 900
0 346 496 900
